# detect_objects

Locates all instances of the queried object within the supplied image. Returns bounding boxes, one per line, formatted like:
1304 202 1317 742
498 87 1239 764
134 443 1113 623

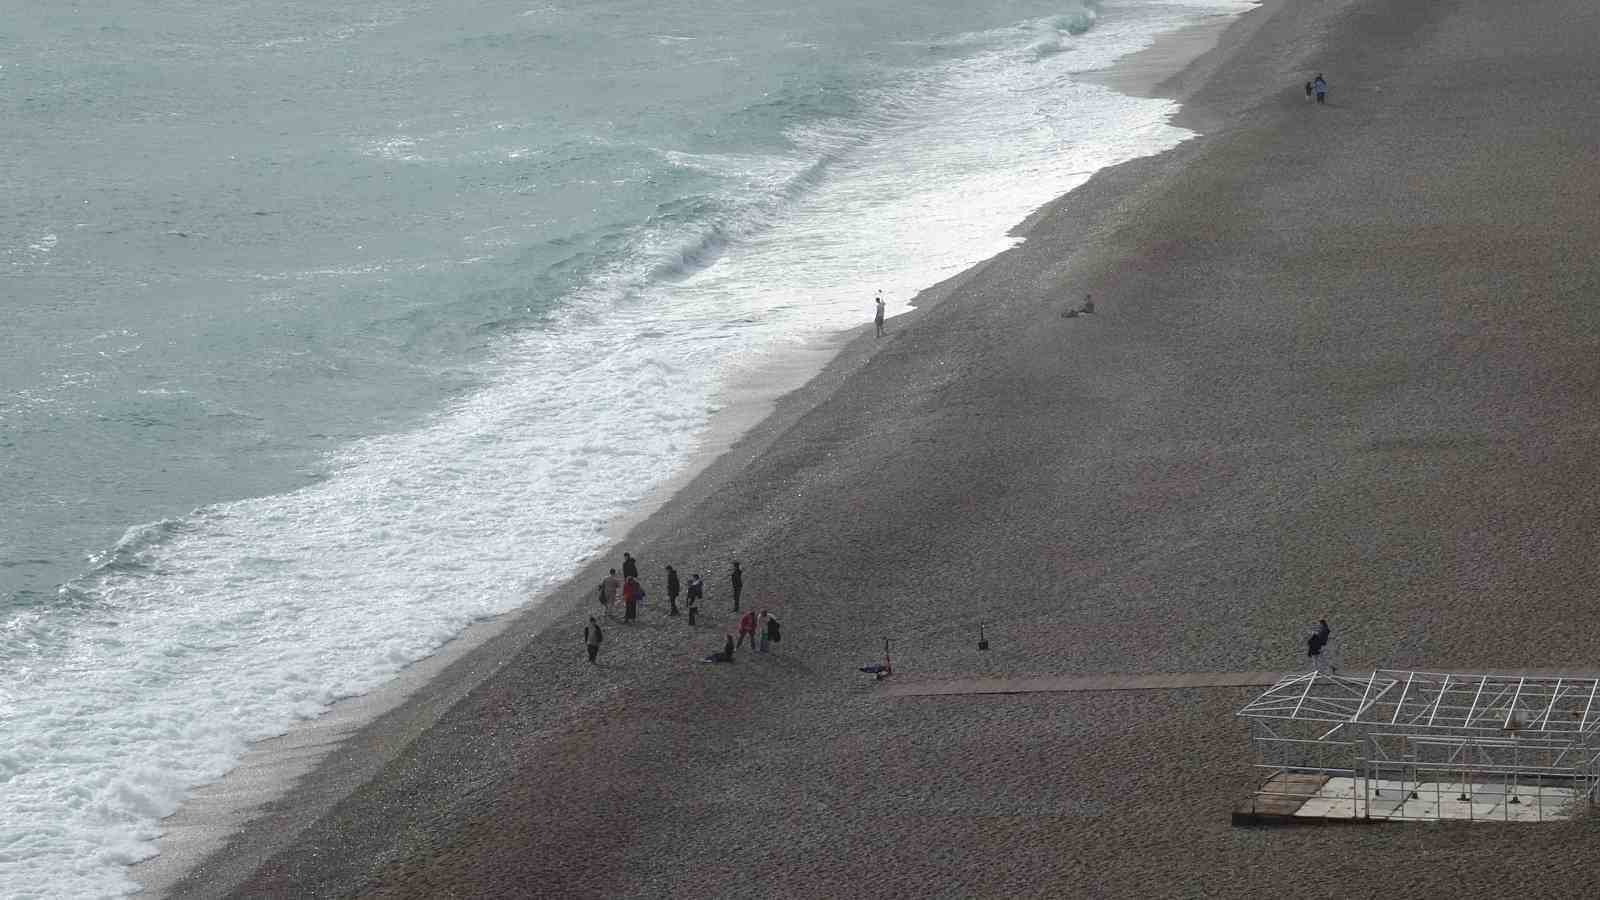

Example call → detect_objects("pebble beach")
161 0 1600 895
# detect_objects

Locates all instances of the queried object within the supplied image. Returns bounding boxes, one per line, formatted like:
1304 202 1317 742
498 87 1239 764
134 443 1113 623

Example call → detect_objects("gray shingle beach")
163 0 1600 895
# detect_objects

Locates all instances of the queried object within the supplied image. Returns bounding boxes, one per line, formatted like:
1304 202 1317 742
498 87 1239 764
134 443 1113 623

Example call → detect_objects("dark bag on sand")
769 621 781 642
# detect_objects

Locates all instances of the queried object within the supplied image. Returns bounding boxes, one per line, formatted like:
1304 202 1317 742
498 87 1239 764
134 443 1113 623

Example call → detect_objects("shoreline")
161 0 1600 893
136 8 1260 896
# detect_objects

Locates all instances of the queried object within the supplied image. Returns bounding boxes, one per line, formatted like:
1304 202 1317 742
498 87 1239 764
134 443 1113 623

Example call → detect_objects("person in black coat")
1307 619 1333 673
584 617 603 664
622 552 639 580
730 560 743 611
686 573 703 626
764 613 781 653
703 633 734 664
666 565 681 616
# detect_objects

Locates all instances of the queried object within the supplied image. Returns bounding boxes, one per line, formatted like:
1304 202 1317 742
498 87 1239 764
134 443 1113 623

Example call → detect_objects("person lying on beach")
702 634 735 663
1061 294 1095 318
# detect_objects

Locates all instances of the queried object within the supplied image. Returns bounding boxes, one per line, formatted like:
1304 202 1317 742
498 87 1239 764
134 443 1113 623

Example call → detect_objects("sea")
0 0 1253 894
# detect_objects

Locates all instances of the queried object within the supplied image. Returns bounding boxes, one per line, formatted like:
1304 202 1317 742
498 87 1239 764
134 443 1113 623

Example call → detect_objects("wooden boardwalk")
879 669 1600 698
879 671 1289 697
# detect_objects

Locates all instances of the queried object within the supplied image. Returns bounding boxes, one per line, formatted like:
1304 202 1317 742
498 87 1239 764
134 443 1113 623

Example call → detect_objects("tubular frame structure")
1236 670 1600 821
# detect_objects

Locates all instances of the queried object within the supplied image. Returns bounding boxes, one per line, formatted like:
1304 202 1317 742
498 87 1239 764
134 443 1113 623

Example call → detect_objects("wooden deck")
878 671 1289 697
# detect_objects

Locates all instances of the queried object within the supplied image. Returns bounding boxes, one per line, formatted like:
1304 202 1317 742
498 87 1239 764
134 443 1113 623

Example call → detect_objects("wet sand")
163 0 1600 896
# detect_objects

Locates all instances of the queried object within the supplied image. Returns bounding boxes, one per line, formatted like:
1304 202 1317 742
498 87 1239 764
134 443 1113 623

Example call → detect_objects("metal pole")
1509 734 1521 806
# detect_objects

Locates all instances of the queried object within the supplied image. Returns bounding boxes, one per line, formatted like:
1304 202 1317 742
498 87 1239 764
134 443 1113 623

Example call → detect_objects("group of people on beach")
584 552 780 664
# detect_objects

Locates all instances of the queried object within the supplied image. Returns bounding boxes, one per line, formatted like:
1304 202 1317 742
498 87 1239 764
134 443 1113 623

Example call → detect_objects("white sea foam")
0 1 1257 895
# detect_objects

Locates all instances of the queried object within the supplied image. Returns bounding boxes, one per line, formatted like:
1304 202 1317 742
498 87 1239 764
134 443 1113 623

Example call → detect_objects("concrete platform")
1298 777 1578 823
1236 774 1581 826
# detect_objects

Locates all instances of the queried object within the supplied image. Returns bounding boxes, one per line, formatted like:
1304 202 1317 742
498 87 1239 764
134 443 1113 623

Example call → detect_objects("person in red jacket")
735 609 758 651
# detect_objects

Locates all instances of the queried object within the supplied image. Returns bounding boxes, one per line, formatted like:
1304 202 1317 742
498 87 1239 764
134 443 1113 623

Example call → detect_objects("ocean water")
0 0 1253 894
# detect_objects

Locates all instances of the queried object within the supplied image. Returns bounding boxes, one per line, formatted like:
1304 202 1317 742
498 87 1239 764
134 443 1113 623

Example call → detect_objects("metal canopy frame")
1236 670 1600 821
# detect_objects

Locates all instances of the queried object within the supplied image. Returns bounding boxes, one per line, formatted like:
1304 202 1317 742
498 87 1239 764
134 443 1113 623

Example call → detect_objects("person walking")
666 565 681 617
623 575 642 623
736 609 758 652
730 560 743 611
765 612 781 653
874 292 886 338
622 552 639 581
1313 73 1327 104
1307 618 1334 673
686 573 703 625
584 617 603 664
757 611 770 653
601 568 622 616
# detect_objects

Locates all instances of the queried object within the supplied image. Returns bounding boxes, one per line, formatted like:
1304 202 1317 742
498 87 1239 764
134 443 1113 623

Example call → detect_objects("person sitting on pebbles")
1062 293 1095 318
703 633 735 664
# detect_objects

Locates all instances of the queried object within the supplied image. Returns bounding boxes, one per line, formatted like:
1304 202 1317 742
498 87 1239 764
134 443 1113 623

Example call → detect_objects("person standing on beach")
622 552 639 581
666 565 681 617
730 560 743 611
1305 80 1313 101
585 617 603 664
736 609 758 652
602 569 622 615
1313 73 1327 104
765 612 781 653
1307 618 1334 673
686 573 703 625
623 576 642 623
757 611 770 653
874 292 886 338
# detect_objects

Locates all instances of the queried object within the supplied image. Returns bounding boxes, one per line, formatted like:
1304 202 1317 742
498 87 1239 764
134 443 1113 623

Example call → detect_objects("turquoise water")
2 0 1095 606
0 0 1252 894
